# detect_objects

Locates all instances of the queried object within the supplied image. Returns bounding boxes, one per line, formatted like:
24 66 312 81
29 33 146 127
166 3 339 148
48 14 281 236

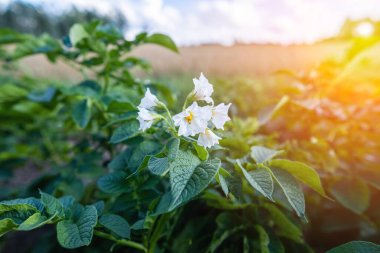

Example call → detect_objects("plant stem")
41 128 62 164
162 103 173 119
94 230 147 252
102 50 111 95
148 213 171 253
157 115 177 137
103 73 110 95
182 93 193 111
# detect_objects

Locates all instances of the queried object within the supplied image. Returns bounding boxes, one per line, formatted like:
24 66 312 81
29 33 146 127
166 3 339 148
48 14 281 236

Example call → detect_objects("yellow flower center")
185 112 193 124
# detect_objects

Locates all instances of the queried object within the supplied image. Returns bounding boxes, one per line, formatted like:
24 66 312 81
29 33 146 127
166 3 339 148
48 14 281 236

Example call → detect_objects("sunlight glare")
355 22 374 37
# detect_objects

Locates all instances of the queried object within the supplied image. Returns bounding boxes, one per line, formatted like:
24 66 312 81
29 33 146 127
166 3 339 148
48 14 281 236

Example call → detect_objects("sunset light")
355 21 375 37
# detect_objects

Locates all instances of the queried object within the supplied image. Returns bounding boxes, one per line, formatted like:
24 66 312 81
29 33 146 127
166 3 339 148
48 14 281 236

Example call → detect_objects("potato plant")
210 38 380 252
0 22 378 252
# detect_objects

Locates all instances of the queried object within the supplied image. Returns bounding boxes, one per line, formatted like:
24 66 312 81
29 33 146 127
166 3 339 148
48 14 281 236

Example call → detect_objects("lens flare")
354 22 374 37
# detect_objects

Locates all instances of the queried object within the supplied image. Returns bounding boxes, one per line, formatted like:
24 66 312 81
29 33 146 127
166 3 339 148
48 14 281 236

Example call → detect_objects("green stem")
61 57 94 79
182 135 197 143
93 100 110 121
103 73 110 95
182 92 193 111
162 103 173 119
157 115 177 137
102 50 111 95
94 230 147 252
164 208 183 246
148 213 171 253
41 129 62 164
159 103 180 137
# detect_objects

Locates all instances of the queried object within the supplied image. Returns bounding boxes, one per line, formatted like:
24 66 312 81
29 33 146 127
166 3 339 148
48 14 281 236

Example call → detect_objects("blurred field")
16 41 351 80
132 42 350 77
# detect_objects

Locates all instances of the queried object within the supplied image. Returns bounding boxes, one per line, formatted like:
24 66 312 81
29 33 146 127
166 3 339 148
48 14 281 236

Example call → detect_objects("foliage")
0 21 377 253
208 37 380 251
0 1 127 38
326 241 380 253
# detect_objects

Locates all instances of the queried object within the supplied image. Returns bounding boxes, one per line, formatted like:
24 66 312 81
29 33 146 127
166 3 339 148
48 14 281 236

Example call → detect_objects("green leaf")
326 241 380 253
239 163 273 200
0 198 43 212
60 196 75 218
17 212 55 231
331 178 370 214
143 33 178 52
209 226 246 252
0 206 34 221
72 99 91 128
59 196 75 209
124 57 150 70
258 96 289 125
255 225 270 253
107 101 135 113
251 146 281 164
109 120 140 144
128 140 162 170
149 82 176 107
267 233 285 253
0 198 51 236
40 192 65 218
226 171 244 201
216 172 229 196
359 170 380 191
28 87 56 103
93 201 105 216
99 214 130 239
264 203 303 243
269 159 327 197
167 138 180 161
0 28 29 44
69 24 90 46
193 143 209 161
108 149 131 172
56 205 98 249
97 171 130 194
0 218 17 236
71 80 101 98
271 168 306 219
169 150 220 210
243 236 249 253
148 138 180 176
0 204 40 225
202 191 249 210
152 192 173 216
148 157 169 176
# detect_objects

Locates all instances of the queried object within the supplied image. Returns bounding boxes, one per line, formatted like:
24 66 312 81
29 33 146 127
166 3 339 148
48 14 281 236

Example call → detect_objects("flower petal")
212 103 231 129
192 73 214 104
137 107 159 131
173 102 212 137
197 129 221 148
139 88 159 109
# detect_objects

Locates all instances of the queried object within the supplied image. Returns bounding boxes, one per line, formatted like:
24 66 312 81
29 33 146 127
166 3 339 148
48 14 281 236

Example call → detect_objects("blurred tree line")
0 1 127 37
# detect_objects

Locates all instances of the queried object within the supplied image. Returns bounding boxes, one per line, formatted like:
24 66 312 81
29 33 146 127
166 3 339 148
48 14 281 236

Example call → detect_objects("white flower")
137 107 159 131
138 88 159 109
192 72 214 104
197 128 221 148
173 102 212 136
211 103 231 129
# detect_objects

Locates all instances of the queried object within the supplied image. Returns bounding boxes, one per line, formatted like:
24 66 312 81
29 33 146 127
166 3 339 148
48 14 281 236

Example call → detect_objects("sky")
2 0 380 45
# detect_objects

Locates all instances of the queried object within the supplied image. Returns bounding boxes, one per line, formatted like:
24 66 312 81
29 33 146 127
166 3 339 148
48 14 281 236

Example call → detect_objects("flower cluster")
137 73 231 148
137 88 162 131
